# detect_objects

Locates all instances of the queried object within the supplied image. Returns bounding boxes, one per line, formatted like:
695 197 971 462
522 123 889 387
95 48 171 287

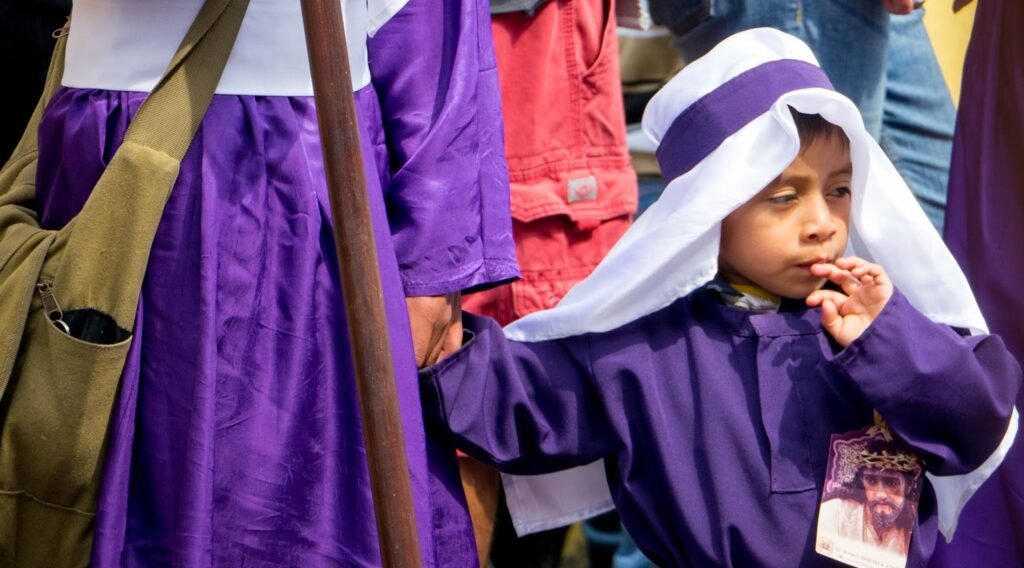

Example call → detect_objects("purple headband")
655 59 834 182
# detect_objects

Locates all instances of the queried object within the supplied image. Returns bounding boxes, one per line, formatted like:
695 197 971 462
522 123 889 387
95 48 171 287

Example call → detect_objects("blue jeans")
666 0 952 230
582 514 653 568
611 526 650 568
672 0 890 135
637 176 667 217
881 9 955 232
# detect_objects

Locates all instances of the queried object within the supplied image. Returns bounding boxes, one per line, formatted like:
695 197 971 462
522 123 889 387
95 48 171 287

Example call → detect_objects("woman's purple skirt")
35 86 476 566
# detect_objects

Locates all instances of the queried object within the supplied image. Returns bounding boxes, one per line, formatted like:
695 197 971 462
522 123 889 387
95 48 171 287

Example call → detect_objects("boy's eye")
828 186 852 198
769 193 797 205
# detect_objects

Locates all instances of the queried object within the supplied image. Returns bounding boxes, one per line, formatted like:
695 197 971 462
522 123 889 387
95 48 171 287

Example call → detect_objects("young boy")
420 29 1022 567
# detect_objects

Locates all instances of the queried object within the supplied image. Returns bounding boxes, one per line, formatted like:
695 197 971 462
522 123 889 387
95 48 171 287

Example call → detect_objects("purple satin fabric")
655 59 833 182
932 0 1024 565
367 0 518 296
35 86 476 566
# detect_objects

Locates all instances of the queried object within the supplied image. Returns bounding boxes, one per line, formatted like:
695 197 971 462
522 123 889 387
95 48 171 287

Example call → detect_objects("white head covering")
500 28 1017 543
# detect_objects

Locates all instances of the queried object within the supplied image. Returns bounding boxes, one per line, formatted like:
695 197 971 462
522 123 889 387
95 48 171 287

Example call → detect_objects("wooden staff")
298 2 423 566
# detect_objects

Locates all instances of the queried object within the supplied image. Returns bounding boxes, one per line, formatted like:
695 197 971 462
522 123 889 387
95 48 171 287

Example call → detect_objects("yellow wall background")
923 3 977 105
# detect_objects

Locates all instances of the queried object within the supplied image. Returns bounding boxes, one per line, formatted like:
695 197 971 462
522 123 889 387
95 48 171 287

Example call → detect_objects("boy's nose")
801 198 838 242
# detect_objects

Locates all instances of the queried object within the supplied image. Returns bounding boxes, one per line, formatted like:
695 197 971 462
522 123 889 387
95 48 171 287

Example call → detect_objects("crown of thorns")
835 444 923 485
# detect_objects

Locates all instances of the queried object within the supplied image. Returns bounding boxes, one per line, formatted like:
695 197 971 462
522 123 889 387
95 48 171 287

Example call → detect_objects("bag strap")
39 27 68 119
124 0 250 161
36 0 250 163
42 0 251 329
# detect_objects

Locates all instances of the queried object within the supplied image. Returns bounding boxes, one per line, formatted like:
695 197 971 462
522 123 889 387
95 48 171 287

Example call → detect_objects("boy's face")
719 134 852 299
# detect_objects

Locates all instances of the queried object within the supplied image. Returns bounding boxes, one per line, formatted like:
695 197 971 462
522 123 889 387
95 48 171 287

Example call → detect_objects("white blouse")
63 0 408 95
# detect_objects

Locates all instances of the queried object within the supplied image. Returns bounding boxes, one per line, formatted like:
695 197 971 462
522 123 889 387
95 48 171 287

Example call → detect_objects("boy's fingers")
817 264 862 295
809 262 834 279
838 256 883 274
858 273 886 292
806 289 848 308
834 257 866 270
850 261 882 276
821 299 842 335
840 258 893 285
871 266 891 288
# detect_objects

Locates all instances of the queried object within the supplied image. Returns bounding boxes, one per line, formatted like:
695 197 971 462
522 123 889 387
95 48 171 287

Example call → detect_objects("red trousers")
465 0 637 322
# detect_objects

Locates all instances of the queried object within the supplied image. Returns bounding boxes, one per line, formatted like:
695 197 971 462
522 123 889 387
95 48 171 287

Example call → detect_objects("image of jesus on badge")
816 423 924 568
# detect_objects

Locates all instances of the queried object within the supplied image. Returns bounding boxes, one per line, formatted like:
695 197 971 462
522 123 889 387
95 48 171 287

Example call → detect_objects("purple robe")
421 288 1021 567
932 0 1024 565
32 0 517 565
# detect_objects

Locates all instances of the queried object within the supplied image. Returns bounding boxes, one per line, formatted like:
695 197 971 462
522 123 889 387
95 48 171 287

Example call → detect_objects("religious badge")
815 417 924 568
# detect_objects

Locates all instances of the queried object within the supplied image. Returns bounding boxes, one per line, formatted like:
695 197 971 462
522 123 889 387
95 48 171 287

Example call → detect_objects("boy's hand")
805 257 894 348
407 292 463 368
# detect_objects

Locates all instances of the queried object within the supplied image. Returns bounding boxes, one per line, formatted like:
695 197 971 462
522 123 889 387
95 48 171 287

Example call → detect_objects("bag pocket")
0 304 131 513
62 308 132 345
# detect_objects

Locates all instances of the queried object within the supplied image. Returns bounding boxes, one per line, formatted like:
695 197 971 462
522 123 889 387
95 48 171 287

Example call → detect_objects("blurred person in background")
931 0 1024 565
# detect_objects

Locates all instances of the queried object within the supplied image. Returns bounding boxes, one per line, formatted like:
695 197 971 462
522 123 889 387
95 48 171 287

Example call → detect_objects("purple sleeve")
367 0 518 297
834 288 1022 475
420 313 616 474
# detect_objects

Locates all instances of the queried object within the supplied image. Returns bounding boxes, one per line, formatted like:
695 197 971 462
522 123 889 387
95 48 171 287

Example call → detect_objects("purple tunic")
932 1 1024 565
33 0 516 565
421 288 1021 567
